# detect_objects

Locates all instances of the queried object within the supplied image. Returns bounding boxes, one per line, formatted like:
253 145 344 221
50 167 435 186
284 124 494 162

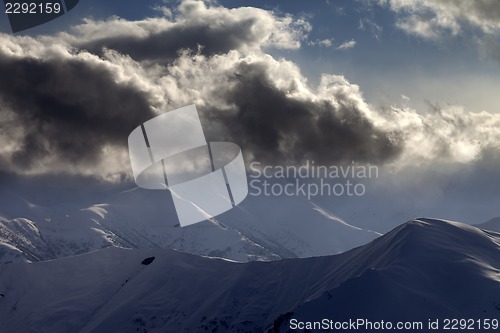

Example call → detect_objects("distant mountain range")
0 218 498 332
0 187 381 263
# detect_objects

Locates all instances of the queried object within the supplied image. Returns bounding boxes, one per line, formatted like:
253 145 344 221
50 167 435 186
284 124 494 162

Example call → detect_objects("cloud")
199 60 402 164
0 0 311 179
358 18 383 40
308 38 334 47
383 105 500 166
63 0 311 62
337 39 356 50
0 36 157 178
378 0 500 39
308 38 356 50
0 0 499 181
377 1 500 63
138 47 404 165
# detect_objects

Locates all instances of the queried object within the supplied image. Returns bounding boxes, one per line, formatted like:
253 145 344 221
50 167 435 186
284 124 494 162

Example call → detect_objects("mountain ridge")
0 218 498 332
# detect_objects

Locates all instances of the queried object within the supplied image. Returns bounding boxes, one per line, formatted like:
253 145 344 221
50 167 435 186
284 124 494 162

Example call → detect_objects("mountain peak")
477 217 500 232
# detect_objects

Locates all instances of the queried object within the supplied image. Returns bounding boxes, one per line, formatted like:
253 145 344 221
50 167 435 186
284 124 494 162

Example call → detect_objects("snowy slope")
273 218 500 332
0 218 498 332
0 187 380 263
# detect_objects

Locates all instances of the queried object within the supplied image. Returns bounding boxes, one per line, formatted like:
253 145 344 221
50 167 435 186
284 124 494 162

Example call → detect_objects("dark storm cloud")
201 62 403 165
65 0 308 62
77 18 259 62
0 52 155 171
0 0 310 177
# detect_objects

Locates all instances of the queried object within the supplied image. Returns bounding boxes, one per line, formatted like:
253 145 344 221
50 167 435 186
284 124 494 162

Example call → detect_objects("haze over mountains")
1 177 499 265
0 186 381 263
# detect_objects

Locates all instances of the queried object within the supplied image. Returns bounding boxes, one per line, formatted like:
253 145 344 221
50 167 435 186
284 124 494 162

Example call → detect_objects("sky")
221 0 500 114
3 0 498 115
0 0 499 223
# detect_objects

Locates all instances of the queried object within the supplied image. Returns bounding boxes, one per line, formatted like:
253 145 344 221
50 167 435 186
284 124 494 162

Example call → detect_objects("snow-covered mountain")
0 187 380 263
477 217 500 232
0 218 498 332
